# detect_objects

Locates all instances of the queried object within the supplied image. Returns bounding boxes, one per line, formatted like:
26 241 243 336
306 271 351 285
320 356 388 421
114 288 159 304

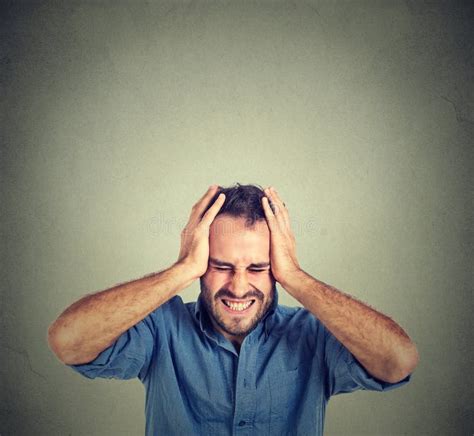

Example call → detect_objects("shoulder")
144 296 200 341
153 294 186 311
271 304 322 336
274 304 318 324
267 305 327 361
148 295 191 322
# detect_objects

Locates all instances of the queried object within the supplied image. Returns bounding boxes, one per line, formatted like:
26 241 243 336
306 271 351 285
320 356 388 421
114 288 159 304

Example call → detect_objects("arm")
280 270 419 383
48 185 226 366
261 186 419 383
47 262 195 365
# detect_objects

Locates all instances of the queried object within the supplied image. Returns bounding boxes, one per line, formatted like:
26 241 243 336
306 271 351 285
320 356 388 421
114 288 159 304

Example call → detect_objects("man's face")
200 214 276 344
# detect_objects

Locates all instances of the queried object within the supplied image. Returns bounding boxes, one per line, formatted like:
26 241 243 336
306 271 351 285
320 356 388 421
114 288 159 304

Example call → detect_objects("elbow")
47 322 99 365
47 322 70 363
47 322 81 365
402 342 420 374
387 343 420 383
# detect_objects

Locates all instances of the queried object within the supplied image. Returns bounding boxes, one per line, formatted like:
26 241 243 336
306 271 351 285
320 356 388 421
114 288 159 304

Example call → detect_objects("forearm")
281 270 419 383
48 261 196 365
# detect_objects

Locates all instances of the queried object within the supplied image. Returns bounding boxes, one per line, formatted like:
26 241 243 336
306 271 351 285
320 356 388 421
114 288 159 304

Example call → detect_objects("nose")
228 269 250 298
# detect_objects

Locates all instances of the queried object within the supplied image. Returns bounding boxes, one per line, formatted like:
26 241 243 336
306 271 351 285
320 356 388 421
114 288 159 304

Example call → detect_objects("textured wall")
1 0 472 435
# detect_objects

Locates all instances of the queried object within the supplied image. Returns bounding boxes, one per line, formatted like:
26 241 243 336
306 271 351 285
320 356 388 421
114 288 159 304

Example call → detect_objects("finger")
196 185 220 208
261 196 278 232
265 187 290 230
186 185 220 226
200 193 226 227
267 187 285 210
270 187 291 229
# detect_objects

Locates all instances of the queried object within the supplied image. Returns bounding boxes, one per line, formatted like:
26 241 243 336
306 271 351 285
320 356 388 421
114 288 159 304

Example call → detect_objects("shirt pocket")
267 366 301 428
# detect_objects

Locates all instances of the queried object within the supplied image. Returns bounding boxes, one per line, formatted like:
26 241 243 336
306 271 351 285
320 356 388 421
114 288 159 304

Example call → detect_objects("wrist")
172 260 204 284
278 268 307 293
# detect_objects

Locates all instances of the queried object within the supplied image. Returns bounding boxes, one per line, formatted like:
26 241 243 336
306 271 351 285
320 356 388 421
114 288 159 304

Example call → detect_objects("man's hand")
262 186 419 382
261 186 302 288
48 187 225 365
177 185 226 279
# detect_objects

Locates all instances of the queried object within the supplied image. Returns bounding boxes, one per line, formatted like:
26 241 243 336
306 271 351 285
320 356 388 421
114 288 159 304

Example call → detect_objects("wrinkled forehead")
209 215 270 257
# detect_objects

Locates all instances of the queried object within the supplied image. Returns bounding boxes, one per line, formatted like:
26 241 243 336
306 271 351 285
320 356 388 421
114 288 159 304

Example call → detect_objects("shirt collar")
194 287 279 340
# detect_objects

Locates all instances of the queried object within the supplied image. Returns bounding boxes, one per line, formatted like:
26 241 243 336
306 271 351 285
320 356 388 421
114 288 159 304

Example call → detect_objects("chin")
214 306 261 335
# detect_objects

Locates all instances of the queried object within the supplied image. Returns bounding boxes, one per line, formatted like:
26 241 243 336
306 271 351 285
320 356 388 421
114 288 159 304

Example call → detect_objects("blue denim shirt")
68 288 412 435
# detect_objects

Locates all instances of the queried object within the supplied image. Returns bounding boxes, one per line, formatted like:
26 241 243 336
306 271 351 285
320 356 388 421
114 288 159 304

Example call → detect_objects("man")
48 183 419 435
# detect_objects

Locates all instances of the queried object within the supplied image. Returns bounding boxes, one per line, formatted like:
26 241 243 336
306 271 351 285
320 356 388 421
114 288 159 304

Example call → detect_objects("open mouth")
221 298 256 314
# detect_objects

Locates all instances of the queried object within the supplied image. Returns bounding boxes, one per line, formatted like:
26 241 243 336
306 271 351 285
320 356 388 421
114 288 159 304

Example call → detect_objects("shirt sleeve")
324 325 412 397
67 307 160 381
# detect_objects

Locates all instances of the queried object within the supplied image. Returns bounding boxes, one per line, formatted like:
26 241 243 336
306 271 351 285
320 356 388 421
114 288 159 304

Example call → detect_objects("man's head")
199 183 276 345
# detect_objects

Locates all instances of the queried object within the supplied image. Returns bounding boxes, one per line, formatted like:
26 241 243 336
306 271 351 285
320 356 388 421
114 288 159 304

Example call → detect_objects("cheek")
253 271 273 283
202 274 227 296
253 276 274 297
206 272 227 285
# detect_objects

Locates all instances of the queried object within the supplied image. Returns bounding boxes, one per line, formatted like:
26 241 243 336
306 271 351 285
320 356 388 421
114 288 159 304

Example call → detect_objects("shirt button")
238 420 246 426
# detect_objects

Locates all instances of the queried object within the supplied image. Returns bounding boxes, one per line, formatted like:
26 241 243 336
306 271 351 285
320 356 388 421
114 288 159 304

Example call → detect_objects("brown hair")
201 183 273 227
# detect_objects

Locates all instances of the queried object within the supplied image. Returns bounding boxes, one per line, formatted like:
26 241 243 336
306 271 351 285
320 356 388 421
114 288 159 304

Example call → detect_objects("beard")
199 278 276 338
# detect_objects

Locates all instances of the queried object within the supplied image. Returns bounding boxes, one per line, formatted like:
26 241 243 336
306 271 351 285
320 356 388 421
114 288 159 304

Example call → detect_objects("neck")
208 316 246 349
232 339 242 354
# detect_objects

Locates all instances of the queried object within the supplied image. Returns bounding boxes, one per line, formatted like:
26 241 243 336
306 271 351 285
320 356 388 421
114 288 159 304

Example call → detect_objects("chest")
155 329 324 430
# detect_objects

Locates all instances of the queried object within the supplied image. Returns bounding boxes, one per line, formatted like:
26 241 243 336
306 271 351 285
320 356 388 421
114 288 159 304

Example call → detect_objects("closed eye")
214 267 268 272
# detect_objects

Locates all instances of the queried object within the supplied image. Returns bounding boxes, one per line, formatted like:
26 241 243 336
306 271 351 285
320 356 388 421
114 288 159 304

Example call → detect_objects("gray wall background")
1 0 472 435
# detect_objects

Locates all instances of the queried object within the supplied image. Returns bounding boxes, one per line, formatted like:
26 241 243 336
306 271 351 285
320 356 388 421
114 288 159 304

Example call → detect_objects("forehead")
209 215 270 264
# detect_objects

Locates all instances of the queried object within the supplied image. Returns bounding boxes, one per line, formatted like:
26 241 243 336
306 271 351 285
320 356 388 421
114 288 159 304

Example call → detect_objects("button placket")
233 335 258 433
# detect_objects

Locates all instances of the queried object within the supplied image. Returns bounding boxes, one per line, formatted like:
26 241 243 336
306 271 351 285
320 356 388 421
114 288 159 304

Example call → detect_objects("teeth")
223 300 253 311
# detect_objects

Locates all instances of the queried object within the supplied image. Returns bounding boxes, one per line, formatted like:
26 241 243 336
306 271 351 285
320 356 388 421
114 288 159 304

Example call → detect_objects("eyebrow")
209 257 270 268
